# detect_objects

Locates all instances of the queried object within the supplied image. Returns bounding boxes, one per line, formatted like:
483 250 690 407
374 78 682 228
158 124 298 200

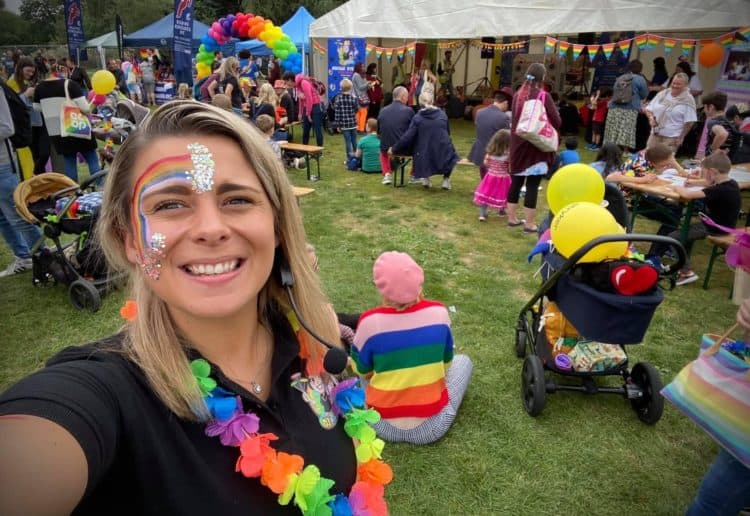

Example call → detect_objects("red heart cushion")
611 265 658 295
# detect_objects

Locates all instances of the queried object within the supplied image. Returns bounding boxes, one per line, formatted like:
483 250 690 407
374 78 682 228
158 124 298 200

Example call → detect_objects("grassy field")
0 117 741 514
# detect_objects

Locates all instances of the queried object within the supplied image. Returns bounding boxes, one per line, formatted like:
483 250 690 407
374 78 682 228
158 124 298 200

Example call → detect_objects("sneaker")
675 270 699 286
292 157 300 169
421 177 432 188
441 178 451 190
0 256 33 278
309 175 319 182
478 216 487 222
408 176 421 185
382 173 393 185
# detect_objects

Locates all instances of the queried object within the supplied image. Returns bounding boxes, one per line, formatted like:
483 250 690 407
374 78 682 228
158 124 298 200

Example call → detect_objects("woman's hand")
23 86 34 99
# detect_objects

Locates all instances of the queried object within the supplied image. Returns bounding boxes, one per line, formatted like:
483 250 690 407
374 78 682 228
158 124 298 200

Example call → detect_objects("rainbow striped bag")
661 327 750 468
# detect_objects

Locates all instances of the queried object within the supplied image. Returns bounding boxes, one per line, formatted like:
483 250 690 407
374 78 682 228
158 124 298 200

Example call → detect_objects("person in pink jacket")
284 72 323 146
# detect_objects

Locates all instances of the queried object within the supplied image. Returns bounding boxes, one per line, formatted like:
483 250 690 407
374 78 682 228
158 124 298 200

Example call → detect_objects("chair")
702 228 749 290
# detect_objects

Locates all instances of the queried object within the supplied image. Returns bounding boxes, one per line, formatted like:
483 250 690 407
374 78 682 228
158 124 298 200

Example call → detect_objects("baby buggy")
515 234 686 425
13 171 116 311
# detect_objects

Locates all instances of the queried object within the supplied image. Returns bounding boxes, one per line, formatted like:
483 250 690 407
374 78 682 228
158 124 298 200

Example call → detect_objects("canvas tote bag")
60 79 92 140
515 90 558 152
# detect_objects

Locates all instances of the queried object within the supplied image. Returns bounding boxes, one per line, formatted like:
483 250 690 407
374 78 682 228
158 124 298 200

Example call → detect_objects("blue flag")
173 0 194 86
64 0 87 62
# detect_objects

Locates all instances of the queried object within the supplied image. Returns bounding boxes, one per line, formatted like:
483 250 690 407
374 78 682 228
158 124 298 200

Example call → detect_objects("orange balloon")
699 42 724 68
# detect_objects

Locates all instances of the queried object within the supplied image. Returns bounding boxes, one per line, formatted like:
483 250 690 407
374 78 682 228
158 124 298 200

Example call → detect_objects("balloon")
91 70 116 95
276 50 289 60
550 202 627 263
546 163 605 215
92 94 107 106
699 42 724 68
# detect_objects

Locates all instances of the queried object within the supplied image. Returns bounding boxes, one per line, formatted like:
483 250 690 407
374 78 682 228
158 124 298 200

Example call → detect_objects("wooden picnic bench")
280 142 324 181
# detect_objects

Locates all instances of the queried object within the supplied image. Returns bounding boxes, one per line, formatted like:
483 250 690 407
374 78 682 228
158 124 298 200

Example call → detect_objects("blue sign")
64 0 87 62
173 0 194 86
327 38 365 100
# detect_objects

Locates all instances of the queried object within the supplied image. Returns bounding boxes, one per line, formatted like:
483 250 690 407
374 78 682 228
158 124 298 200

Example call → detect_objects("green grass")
0 119 741 514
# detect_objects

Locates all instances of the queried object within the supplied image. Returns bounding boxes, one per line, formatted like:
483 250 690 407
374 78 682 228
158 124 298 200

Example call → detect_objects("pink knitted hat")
372 251 424 305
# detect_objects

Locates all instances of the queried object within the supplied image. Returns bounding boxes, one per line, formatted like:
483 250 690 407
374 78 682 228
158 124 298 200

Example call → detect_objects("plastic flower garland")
195 13 303 80
191 360 392 515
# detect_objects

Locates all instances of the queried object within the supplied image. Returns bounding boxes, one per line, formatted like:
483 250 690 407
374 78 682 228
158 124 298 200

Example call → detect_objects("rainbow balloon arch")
195 13 302 80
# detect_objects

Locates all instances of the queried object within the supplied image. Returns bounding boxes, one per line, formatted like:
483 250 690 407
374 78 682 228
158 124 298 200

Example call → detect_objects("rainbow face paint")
131 143 215 279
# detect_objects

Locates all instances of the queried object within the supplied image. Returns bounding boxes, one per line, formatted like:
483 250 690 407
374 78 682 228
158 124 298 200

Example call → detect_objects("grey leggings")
373 354 473 444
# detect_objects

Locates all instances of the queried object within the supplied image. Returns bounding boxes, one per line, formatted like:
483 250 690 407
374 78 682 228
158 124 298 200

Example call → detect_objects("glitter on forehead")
187 143 215 193
139 232 167 280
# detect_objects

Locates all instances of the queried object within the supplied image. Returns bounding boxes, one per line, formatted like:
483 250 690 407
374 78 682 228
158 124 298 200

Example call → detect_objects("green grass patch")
0 118 740 514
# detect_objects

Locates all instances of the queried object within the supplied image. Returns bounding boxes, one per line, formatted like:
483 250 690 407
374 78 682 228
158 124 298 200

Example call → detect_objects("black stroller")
13 171 117 311
515 234 686 425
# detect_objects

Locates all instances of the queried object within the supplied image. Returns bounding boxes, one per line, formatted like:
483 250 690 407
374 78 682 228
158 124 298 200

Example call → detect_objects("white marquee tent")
309 0 750 39
309 0 750 97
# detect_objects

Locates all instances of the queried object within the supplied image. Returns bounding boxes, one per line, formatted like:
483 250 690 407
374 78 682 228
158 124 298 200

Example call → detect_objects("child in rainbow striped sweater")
351 251 473 444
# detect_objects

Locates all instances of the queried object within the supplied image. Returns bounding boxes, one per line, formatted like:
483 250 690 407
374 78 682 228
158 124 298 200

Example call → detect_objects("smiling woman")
0 102 390 514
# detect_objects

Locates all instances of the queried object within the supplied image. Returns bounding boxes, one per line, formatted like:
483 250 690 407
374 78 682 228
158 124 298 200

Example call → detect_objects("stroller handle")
560 233 687 276
79 171 108 191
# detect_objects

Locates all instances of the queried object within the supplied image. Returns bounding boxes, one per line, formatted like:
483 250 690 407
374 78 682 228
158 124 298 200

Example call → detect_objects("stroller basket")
555 273 664 344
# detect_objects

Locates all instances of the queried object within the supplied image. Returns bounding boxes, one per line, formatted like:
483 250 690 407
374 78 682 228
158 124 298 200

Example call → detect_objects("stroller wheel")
521 355 546 416
515 325 527 358
69 279 102 312
629 362 664 425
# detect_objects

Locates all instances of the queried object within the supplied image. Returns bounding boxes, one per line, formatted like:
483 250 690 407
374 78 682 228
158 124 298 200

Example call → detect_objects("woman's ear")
124 231 140 266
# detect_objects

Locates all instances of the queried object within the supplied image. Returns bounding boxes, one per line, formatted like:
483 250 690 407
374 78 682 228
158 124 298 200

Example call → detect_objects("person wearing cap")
468 87 512 179
351 252 473 444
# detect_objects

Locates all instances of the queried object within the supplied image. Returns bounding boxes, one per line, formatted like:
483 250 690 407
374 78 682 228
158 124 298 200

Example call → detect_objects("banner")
173 0 194 86
64 0 87 62
327 38 365 100
115 14 124 60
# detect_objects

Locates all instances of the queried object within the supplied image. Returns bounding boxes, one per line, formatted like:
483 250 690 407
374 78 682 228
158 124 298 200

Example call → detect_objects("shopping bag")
515 90 558 152
59 80 92 140
661 324 750 468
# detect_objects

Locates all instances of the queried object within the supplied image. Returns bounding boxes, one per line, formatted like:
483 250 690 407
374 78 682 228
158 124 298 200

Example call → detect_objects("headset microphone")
279 256 349 375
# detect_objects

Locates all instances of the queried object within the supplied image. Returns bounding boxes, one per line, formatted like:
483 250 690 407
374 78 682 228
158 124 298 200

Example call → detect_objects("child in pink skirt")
473 129 511 221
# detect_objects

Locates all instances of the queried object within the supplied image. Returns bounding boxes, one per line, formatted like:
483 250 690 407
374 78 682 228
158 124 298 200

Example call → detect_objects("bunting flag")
396 47 405 60
313 41 327 55
720 33 735 47
681 39 695 55
663 38 677 54
385 49 393 62
635 34 648 51
617 39 632 58
646 35 659 50
139 49 150 59
545 36 557 54
740 27 750 39
407 43 416 57
375 48 383 59
601 43 615 60
365 43 374 55
587 44 600 63
557 40 570 57
571 44 584 60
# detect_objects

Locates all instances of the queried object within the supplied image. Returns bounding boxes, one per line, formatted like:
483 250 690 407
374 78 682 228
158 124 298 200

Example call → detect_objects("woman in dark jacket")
507 63 561 233
390 91 459 189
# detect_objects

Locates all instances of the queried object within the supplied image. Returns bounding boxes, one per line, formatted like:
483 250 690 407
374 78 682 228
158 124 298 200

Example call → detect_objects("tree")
20 0 63 43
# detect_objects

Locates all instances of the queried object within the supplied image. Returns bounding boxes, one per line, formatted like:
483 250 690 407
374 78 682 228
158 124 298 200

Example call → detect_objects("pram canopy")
13 173 78 224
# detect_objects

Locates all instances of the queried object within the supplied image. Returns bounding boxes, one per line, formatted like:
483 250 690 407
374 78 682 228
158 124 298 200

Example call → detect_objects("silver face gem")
140 232 167 280
187 143 215 193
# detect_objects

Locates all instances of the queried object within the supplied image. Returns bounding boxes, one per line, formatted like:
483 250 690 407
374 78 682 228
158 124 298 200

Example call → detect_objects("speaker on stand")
471 37 495 97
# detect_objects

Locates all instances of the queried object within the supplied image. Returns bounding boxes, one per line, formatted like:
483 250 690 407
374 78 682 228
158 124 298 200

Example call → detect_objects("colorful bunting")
681 39 695 55
635 35 648 51
396 47 405 60
601 43 615 60
571 44 584 60
557 40 570 57
375 48 383 59
385 49 393 62
407 43 416 57
365 43 374 56
617 39 632 58
545 36 557 54
720 33 735 47
646 35 659 50
587 45 600 63
663 38 677 54
740 27 750 39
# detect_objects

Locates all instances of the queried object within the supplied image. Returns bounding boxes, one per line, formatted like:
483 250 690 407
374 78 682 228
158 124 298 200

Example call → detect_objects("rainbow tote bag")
59 80 92 140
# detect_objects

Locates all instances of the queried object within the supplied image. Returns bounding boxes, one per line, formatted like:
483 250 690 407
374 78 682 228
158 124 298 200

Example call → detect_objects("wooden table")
279 142 325 181
620 164 750 244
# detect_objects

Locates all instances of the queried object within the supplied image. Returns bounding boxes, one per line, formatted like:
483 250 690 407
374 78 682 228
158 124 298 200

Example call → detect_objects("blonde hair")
486 128 510 157
340 78 352 92
418 91 434 107
177 82 191 99
255 113 275 135
210 93 232 111
254 82 277 106
219 56 239 81
97 101 341 421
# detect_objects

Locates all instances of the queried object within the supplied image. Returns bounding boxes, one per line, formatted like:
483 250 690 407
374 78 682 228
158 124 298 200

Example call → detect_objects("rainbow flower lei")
191 359 392 516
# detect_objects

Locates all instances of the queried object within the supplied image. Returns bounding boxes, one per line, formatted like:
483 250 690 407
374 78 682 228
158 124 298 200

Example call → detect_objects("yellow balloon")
550 202 627 263
195 62 211 80
91 70 116 95
546 163 605 215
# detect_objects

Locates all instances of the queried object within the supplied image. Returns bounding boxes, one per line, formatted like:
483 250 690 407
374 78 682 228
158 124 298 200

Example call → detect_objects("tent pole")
462 39 470 97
